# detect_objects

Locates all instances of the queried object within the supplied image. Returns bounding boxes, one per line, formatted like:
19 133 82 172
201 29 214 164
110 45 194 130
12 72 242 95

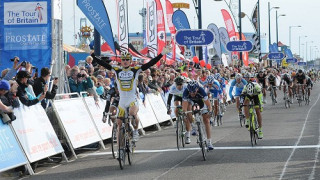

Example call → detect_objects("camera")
10 57 19 62
77 73 85 78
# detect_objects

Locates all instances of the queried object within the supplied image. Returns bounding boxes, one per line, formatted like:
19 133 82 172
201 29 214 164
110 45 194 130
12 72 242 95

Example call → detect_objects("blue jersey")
183 86 208 102
219 78 226 89
229 78 248 98
206 80 222 98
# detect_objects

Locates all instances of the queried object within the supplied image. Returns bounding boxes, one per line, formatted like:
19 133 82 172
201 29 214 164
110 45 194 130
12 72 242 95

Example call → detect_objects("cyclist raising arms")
241 73 264 139
182 80 213 150
256 70 267 103
229 73 248 111
92 48 169 141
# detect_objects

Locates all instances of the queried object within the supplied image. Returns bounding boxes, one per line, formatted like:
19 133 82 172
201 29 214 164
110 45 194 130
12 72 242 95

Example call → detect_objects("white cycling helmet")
235 73 242 80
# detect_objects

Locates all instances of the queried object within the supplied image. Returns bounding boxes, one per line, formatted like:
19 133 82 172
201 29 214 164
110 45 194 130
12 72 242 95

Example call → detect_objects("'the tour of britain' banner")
0 0 52 72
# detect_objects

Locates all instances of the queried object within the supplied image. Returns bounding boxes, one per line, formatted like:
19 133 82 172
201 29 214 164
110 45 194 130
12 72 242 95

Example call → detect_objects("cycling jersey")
295 74 306 84
183 86 208 109
268 75 276 86
229 78 248 99
167 84 187 108
241 82 263 108
205 79 222 99
256 74 266 88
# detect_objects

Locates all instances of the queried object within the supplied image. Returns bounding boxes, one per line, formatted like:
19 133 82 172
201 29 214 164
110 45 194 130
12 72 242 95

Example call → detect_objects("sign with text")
184 49 192 59
53 98 101 149
0 120 28 172
175 29 214 47
268 53 285 60
286 58 298 63
12 103 64 163
298 62 307 66
172 3 190 9
226 41 253 52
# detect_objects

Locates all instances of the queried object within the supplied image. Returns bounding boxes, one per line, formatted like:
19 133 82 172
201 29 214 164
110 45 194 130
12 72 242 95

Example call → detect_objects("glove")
161 46 171 55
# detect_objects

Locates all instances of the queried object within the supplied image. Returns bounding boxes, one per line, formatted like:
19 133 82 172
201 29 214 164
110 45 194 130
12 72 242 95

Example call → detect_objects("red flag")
221 9 237 41
236 33 249 67
165 0 176 62
155 0 166 55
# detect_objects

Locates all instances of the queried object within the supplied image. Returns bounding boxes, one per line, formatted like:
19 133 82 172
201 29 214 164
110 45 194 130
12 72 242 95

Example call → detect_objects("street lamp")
306 41 313 61
268 3 279 48
289 25 301 50
299 35 307 57
276 11 286 50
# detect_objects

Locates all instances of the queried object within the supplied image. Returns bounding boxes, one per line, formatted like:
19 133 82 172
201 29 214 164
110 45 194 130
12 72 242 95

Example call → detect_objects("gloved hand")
161 46 171 55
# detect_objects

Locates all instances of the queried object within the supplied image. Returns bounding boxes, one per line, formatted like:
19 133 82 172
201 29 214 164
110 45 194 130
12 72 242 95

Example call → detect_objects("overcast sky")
63 0 320 59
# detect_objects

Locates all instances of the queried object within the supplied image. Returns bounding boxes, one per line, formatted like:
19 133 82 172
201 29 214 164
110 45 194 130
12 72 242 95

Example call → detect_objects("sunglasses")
122 59 131 62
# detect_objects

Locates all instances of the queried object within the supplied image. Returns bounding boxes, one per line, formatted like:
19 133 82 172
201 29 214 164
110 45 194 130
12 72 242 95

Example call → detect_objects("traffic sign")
286 58 297 63
298 62 307 66
268 53 285 60
175 29 214 46
184 49 192 59
232 54 239 60
226 41 253 52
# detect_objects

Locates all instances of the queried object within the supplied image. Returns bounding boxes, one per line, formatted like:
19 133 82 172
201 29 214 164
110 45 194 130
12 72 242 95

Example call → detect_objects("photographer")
0 80 20 108
33 67 58 109
16 71 46 107
0 80 13 113
68 68 93 94
1 56 21 81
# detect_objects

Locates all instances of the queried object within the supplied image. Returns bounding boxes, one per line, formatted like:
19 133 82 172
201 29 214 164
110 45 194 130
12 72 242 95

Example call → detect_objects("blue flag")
77 0 116 54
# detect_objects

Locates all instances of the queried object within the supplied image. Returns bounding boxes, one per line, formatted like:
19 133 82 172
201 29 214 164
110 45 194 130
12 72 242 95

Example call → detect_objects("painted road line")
280 94 320 180
309 119 320 180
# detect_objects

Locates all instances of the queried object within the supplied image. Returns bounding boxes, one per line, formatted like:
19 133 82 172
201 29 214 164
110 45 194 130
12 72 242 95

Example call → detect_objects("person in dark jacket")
16 71 46 106
33 67 58 108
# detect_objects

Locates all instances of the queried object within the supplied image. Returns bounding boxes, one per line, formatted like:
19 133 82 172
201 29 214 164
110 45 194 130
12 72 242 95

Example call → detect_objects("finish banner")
117 0 129 52
146 0 158 58
0 0 52 72
77 0 116 54
165 0 176 61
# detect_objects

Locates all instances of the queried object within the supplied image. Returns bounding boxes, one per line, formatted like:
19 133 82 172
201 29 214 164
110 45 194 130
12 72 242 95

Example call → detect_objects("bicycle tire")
176 117 181 150
239 112 244 127
118 127 126 170
180 119 185 148
197 122 206 161
111 124 117 159
250 114 255 147
127 137 134 165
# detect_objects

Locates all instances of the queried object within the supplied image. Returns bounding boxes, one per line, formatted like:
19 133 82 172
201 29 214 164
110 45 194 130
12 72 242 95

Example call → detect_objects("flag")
117 0 129 52
165 0 176 61
155 0 166 55
207 23 222 59
251 3 258 33
146 0 158 58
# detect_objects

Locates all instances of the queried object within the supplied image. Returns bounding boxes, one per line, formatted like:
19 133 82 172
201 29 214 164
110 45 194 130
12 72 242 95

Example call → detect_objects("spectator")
65 65 71 78
1 57 20 81
106 70 115 88
0 80 20 108
68 68 93 94
148 73 161 92
0 80 14 113
33 67 58 108
16 71 46 106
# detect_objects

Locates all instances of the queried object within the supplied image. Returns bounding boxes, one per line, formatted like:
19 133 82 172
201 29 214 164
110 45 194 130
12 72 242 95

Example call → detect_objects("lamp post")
289 25 301 50
299 35 307 57
306 41 313 61
276 11 286 50
268 3 279 50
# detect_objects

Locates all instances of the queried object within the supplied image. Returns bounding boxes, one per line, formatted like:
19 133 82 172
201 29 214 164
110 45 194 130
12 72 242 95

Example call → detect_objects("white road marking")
34 170 47 175
309 119 320 180
279 94 320 180
52 164 62 169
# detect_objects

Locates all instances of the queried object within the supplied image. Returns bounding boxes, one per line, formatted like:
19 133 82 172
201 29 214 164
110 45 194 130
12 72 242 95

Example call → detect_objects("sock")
186 131 190 137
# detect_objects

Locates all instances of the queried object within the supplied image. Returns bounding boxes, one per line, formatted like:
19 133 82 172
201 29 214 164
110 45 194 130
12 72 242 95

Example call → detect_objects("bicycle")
282 84 291 109
172 106 186 150
238 96 245 127
305 86 311 105
117 107 136 170
241 98 259 146
269 86 277 105
186 104 208 161
216 99 224 126
296 84 304 107
105 112 117 159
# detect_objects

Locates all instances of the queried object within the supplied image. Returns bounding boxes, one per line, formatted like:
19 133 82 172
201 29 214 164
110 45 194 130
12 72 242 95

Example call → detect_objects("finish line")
83 144 320 156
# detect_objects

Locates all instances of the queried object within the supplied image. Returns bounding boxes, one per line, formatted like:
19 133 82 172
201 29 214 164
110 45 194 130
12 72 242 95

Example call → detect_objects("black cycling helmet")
174 76 184 85
298 69 303 74
269 74 275 78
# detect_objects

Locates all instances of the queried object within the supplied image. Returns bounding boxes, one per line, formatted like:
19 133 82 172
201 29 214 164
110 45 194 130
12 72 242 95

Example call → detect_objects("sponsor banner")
165 0 176 61
83 97 113 140
207 23 222 59
0 120 28 172
146 0 158 58
219 27 232 64
12 103 64 163
117 0 129 52
137 96 159 128
53 98 101 149
0 0 52 72
285 48 293 58
221 9 237 41
155 0 166 55
251 3 258 33
147 93 171 123
77 0 116 54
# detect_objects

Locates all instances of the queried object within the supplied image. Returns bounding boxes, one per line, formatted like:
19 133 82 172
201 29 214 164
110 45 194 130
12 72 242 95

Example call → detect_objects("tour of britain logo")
4 1 48 25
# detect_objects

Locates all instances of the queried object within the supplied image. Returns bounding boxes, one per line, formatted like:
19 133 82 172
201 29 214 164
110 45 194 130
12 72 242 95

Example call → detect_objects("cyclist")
306 75 313 99
256 70 267 103
205 75 223 125
182 80 213 150
280 73 293 103
229 73 248 111
294 69 306 100
92 48 169 142
214 73 227 110
102 84 120 124
267 73 277 103
241 73 264 139
166 76 187 117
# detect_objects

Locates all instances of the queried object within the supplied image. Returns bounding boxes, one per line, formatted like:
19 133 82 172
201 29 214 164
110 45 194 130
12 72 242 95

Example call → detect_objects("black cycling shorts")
174 95 182 102
111 99 119 107
244 94 261 108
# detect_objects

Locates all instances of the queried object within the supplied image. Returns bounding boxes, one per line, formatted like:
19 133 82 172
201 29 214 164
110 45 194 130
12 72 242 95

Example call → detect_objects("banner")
285 48 293 58
165 0 176 61
0 0 52 72
251 3 258 33
229 0 239 26
12 103 64 163
207 23 222 59
155 0 166 56
219 27 232 64
221 9 237 41
0 120 28 172
77 0 116 54
117 0 129 52
146 0 158 58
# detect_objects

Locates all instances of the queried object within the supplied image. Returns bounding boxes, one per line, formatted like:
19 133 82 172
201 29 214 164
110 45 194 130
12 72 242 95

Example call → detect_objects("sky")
63 0 320 60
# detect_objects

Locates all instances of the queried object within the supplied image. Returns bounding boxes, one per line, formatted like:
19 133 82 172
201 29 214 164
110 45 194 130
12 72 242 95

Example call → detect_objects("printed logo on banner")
4 2 48 25
118 0 127 41
4 27 48 50
148 1 156 43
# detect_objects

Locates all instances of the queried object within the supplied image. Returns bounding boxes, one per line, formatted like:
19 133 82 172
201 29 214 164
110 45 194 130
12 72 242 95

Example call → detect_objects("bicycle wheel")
111 124 117 159
127 137 134 165
118 127 126 170
197 122 206 161
176 117 181 150
239 112 244 127
180 119 185 148
249 114 255 147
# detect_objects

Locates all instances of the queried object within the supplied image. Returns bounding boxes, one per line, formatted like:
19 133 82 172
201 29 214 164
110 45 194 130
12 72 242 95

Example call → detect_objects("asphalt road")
4 83 320 180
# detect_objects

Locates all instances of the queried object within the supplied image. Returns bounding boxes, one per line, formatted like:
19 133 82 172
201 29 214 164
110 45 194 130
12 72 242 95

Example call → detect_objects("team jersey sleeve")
182 88 189 101
229 80 235 99
198 87 208 101
242 79 248 85
141 54 164 71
